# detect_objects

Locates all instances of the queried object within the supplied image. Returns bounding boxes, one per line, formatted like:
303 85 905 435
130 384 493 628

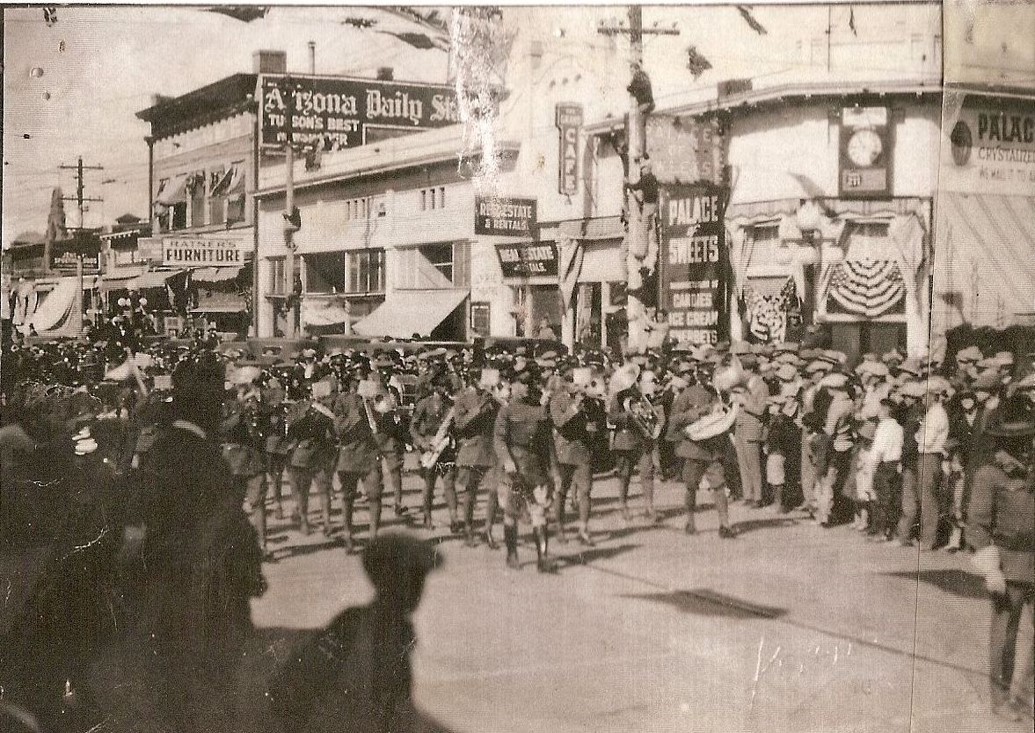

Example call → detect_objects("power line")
58 156 104 230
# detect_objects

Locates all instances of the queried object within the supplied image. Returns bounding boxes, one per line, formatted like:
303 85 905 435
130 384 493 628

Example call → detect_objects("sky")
3 2 1032 248
2 5 452 244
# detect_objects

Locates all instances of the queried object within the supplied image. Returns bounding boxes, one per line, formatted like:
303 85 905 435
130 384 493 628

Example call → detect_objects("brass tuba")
611 363 663 440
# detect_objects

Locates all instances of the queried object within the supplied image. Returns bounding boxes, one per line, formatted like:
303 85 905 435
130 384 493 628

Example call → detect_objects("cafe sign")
475 196 538 236
162 237 246 267
495 242 558 278
556 103 583 195
259 74 460 150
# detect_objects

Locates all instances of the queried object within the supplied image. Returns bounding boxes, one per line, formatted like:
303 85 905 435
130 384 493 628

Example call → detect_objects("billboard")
660 184 729 346
259 74 460 150
161 237 247 267
940 94 1035 197
645 115 726 185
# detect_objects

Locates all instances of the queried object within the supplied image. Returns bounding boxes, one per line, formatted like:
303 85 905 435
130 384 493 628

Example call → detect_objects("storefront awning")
935 192 1035 328
100 273 142 293
156 176 188 206
132 269 183 290
579 243 624 283
352 289 467 339
559 216 624 242
192 266 242 283
191 291 248 313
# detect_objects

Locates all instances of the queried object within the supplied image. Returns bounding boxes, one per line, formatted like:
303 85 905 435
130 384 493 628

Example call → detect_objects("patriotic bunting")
745 277 796 343
826 259 904 318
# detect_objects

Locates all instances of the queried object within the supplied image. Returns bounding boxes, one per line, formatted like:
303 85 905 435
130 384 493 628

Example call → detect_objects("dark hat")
985 394 1035 437
362 532 442 591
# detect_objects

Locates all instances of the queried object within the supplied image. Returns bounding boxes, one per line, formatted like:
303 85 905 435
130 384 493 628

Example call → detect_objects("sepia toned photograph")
1 2 1033 731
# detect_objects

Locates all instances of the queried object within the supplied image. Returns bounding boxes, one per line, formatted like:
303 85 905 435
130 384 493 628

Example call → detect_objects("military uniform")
967 457 1034 715
409 391 458 529
608 392 665 522
549 386 604 544
221 397 271 554
333 392 384 548
286 400 337 536
373 389 409 517
733 373 770 505
494 393 555 570
453 385 500 546
667 383 734 536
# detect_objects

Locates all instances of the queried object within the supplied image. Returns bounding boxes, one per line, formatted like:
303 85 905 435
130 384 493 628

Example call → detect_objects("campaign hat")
775 363 799 382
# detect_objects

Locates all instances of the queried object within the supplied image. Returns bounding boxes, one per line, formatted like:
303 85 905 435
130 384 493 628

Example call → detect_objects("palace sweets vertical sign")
660 185 729 346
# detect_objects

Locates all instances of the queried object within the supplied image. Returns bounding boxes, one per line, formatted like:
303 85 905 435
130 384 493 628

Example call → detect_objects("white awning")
19 278 76 334
579 242 624 283
352 289 467 339
192 266 242 283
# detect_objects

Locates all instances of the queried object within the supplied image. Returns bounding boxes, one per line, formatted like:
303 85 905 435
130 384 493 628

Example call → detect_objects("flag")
207 7 269 23
849 7 858 36
736 6 767 35
375 30 449 51
827 259 904 318
685 46 713 79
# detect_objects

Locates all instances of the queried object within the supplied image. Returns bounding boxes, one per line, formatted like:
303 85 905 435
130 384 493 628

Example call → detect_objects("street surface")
83 461 1033 733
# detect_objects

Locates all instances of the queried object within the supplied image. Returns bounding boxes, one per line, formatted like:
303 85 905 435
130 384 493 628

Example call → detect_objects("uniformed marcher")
667 362 737 538
966 394 1035 722
550 367 606 545
221 376 274 558
494 360 559 572
453 366 503 547
608 363 665 523
285 376 339 536
409 374 459 530
334 376 385 551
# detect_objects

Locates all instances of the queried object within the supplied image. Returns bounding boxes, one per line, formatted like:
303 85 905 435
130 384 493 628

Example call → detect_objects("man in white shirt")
868 398 904 540
915 378 952 550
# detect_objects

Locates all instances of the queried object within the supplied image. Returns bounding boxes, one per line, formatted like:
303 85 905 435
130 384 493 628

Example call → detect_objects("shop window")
347 249 385 294
471 302 491 337
268 257 286 295
749 223 780 244
422 243 453 282
304 252 348 293
171 202 187 231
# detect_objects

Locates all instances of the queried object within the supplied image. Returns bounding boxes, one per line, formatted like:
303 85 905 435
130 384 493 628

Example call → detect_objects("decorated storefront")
726 197 931 360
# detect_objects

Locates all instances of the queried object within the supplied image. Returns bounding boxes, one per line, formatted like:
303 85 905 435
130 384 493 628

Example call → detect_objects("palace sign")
941 94 1035 197
660 184 729 347
161 237 246 267
259 74 460 150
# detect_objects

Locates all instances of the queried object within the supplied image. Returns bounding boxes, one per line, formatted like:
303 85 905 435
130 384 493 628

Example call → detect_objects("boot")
320 492 333 537
463 522 478 547
534 527 558 573
577 525 595 547
369 496 381 541
343 496 355 553
483 524 498 550
684 512 696 535
554 503 568 544
504 524 520 569
421 506 434 530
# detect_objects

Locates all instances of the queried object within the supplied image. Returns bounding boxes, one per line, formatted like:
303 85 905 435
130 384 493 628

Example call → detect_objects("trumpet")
362 396 379 434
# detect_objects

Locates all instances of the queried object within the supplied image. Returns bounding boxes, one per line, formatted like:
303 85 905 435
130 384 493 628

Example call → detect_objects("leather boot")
504 524 519 569
534 527 558 573
463 523 478 548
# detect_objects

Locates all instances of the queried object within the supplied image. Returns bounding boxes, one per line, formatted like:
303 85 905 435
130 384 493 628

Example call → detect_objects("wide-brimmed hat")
955 345 983 364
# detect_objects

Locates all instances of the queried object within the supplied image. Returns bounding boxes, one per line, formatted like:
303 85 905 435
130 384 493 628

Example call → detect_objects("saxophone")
420 405 456 470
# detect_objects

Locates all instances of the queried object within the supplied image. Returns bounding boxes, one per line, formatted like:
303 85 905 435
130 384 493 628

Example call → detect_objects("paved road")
237 467 1032 733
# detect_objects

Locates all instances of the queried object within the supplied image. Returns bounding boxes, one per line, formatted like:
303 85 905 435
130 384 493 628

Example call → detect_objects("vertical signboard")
660 184 729 346
556 103 583 195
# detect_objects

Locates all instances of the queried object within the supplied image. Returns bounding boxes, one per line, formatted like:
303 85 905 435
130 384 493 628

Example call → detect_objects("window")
749 223 780 244
347 249 385 294
471 302 491 337
268 257 287 295
304 252 348 293
345 198 369 221
188 171 206 227
395 242 470 289
419 187 446 211
171 202 187 231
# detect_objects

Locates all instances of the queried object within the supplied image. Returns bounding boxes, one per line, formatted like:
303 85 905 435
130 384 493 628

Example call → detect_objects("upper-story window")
345 197 370 221
420 187 446 211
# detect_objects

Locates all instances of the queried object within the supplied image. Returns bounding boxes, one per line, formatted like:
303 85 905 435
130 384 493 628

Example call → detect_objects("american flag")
827 259 904 318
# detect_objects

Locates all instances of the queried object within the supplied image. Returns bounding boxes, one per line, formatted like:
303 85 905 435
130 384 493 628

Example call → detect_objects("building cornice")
585 79 945 134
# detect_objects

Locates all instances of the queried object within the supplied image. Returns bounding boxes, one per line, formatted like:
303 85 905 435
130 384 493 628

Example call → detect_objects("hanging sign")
556 103 583 195
495 242 558 278
259 74 460 150
660 184 729 346
474 196 537 236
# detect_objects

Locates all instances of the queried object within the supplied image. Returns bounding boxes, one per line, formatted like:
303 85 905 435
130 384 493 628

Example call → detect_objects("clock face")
847 129 883 167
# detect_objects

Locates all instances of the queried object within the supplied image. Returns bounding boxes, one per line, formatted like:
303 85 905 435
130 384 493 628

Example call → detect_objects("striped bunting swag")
827 259 904 318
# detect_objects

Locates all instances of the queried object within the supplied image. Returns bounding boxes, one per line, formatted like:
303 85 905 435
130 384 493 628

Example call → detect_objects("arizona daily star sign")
660 185 729 346
260 74 459 149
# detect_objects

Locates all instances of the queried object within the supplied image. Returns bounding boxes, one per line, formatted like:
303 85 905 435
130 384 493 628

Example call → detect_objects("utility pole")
60 156 104 230
281 77 302 338
599 7 678 354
